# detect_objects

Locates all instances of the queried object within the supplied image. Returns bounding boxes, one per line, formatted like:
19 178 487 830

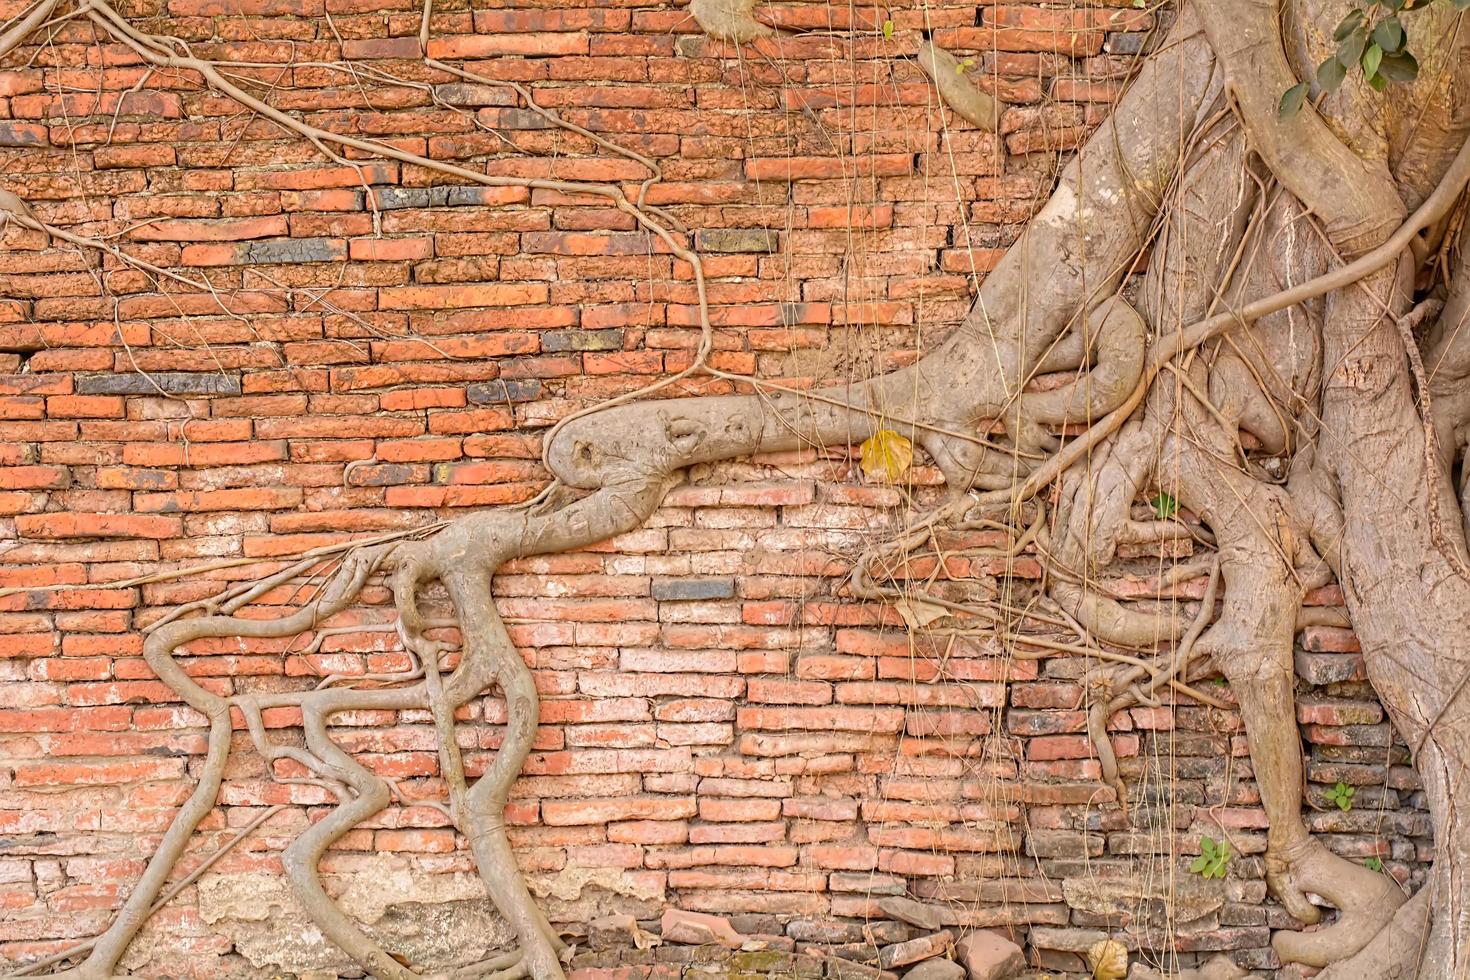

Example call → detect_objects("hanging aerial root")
1083 560 1221 803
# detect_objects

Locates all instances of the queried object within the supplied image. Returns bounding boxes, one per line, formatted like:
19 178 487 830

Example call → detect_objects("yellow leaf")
895 598 950 631
859 428 913 482
1086 939 1128 980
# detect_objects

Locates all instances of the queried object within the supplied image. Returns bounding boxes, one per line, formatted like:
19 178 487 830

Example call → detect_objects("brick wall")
0 0 1432 976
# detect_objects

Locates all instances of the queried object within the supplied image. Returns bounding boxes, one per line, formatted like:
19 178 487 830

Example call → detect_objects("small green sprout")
1326 781 1356 811
1190 836 1231 879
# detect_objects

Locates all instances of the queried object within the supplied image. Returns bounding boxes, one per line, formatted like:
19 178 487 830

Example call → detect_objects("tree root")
1267 837 1409 967
689 0 771 43
917 41 1003 132
1314 886 1429 980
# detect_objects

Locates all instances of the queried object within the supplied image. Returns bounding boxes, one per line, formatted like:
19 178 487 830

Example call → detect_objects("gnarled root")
1267 837 1409 967
1021 296 1148 429
1313 886 1429 980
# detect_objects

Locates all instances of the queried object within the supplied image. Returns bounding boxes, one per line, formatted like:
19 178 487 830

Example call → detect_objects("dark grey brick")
241 238 345 264
695 229 780 253
1105 32 1148 55
349 462 420 487
652 577 736 601
373 187 431 210
467 379 543 404
76 372 242 396
542 329 624 353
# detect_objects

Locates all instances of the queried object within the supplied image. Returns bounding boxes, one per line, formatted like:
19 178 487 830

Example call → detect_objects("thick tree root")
1267 838 1408 967
1314 887 1429 980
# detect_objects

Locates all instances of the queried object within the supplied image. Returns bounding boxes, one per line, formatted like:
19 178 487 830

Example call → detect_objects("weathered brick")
75 373 242 396
694 229 781 253
0 8 1430 971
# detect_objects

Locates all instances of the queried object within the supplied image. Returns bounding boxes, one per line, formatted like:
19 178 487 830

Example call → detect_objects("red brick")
132 216 288 242
378 283 549 310
348 237 433 261
426 33 591 59
15 513 182 540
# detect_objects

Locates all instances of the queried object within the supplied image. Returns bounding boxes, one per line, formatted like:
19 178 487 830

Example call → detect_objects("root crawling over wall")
4 0 1470 978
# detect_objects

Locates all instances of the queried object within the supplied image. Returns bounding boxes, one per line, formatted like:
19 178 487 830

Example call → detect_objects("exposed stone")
877 896 944 930
730 949 797 973
694 228 780 253
1061 874 1225 929
955 930 1024 980
189 869 513 974
660 908 745 948
1028 925 1110 953
528 865 664 923
822 954 900 980
879 931 953 970
589 913 653 951
730 912 783 936
903 958 965 980
831 873 909 896
1127 953 1248 980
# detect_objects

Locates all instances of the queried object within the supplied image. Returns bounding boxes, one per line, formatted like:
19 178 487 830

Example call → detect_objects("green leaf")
1363 41 1384 79
1189 855 1211 874
1338 29 1368 67
1364 857 1384 871
1199 835 1216 857
1372 16 1404 52
1380 0 1405 9
1334 8 1365 40
1318 55 1348 92
1151 491 1179 519
1378 50 1420 81
881 18 893 38
1368 71 1389 91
